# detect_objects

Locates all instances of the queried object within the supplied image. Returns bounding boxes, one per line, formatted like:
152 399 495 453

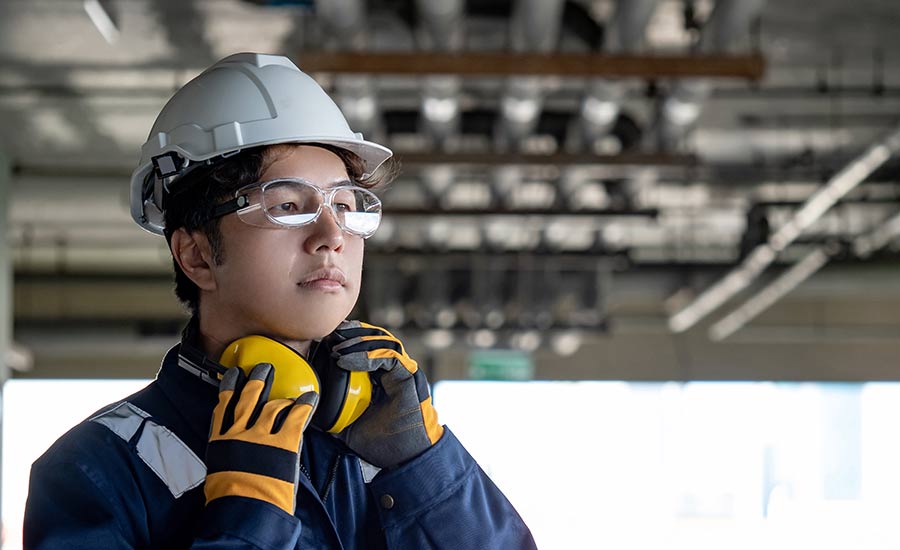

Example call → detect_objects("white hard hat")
130 52 393 235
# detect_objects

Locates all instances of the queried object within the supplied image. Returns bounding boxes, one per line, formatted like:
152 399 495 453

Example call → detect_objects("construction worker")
23 53 536 549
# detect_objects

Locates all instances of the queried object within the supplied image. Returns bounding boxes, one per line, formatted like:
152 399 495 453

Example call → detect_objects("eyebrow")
326 178 354 187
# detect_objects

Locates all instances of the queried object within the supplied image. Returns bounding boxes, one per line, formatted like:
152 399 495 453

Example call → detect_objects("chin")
284 307 354 340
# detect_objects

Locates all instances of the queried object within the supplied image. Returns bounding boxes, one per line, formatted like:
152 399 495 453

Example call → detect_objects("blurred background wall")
2 1 900 548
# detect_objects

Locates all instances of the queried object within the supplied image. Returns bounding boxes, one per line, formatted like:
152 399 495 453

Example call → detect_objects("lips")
298 267 347 289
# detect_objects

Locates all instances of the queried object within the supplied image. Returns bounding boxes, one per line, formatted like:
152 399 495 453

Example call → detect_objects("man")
23 53 536 549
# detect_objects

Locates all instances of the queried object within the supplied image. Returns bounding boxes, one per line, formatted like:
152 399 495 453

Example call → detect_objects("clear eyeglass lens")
263 181 322 225
260 181 381 235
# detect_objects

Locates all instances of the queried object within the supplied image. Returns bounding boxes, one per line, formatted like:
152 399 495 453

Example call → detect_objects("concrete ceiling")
2 0 900 379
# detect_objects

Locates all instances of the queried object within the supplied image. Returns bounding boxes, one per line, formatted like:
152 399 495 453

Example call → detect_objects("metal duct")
659 0 765 150
579 0 659 151
416 0 465 147
499 0 565 150
314 0 380 139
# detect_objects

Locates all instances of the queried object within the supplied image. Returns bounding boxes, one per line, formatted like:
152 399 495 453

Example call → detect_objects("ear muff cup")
310 356 372 434
219 335 371 434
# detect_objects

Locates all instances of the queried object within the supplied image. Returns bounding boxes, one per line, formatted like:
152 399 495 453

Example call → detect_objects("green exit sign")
468 350 535 381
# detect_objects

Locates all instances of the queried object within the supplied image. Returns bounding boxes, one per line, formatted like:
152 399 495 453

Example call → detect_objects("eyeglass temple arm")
209 194 253 222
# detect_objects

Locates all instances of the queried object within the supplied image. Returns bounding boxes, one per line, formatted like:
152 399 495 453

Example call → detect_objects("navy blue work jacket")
23 344 536 549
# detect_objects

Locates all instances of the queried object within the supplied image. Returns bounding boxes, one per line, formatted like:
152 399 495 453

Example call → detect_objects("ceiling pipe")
711 201 900 340
707 247 830 341
83 0 120 44
416 0 465 148
498 0 566 150
658 0 766 151
578 0 659 152
669 124 900 333
313 0 381 140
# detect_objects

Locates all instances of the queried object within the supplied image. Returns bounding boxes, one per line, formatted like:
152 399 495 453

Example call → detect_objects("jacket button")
380 494 395 509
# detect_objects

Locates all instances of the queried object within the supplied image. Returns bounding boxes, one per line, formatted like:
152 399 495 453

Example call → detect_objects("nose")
303 206 345 254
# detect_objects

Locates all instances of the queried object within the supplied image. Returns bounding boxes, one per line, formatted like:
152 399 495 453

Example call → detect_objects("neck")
195 307 313 361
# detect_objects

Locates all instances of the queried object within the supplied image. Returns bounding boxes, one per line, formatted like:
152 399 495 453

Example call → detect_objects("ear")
170 228 218 291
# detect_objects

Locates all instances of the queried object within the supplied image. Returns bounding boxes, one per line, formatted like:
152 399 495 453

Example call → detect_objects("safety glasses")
210 178 382 238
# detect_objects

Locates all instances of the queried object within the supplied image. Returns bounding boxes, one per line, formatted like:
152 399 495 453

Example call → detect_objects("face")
201 145 365 344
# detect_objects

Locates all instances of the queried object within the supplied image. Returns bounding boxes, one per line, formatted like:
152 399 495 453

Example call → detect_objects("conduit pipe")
499 0 565 149
659 0 765 150
710 197 900 340
580 0 659 150
669 125 900 333
416 0 465 147
314 0 380 139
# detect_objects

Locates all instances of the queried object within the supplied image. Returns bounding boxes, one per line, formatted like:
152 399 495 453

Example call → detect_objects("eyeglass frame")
208 177 383 238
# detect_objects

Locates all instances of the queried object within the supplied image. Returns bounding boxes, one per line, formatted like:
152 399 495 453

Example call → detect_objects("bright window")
432 381 900 550
2 379 149 550
3 380 900 549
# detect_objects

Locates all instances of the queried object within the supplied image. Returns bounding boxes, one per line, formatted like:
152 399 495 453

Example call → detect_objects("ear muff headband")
219 335 371 434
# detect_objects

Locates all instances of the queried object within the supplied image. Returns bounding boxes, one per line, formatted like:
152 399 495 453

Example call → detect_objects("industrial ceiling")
2 0 900 380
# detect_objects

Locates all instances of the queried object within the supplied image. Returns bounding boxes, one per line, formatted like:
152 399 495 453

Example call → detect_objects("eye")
332 190 359 212
333 201 355 212
274 202 298 212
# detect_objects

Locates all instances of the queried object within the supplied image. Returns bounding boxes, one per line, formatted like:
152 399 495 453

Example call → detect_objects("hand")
316 321 444 468
204 363 318 514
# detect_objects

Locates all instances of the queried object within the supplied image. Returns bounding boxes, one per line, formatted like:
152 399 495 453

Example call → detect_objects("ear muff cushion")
309 361 351 432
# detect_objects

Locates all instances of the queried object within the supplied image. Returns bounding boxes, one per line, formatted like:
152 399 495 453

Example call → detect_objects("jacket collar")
153 318 222 443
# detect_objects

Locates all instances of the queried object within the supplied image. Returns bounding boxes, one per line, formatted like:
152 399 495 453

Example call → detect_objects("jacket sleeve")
368 428 537 549
24 450 303 549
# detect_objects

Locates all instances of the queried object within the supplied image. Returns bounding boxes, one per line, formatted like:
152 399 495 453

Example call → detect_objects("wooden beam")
397 152 697 167
296 51 766 80
11 153 698 179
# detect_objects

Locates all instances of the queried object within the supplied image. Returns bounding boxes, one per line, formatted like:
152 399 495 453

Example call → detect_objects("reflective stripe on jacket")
23 344 537 549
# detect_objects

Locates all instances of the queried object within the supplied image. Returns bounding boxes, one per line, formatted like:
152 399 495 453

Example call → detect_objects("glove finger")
250 393 318 452
256 398 298 434
335 319 360 331
335 343 418 374
358 321 401 340
213 366 246 436
269 392 319 434
233 363 274 427
247 362 275 428
333 321 395 342
332 333 406 357
411 368 432 401
267 392 319 447
289 392 320 432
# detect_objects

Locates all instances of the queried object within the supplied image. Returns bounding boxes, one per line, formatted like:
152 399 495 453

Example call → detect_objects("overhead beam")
10 152 697 180
397 151 697 167
383 207 657 217
295 51 765 79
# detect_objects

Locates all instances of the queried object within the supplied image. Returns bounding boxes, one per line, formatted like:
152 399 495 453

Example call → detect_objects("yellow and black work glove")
318 321 444 469
205 363 318 515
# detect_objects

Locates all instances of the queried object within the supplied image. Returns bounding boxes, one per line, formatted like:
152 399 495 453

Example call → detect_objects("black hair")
162 143 398 316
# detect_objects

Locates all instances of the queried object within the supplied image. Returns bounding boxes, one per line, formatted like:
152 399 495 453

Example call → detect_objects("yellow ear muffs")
311 361 372 434
219 335 320 398
218 335 371 434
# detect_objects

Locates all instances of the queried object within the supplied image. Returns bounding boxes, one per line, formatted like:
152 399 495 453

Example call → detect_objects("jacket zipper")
321 455 343 503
